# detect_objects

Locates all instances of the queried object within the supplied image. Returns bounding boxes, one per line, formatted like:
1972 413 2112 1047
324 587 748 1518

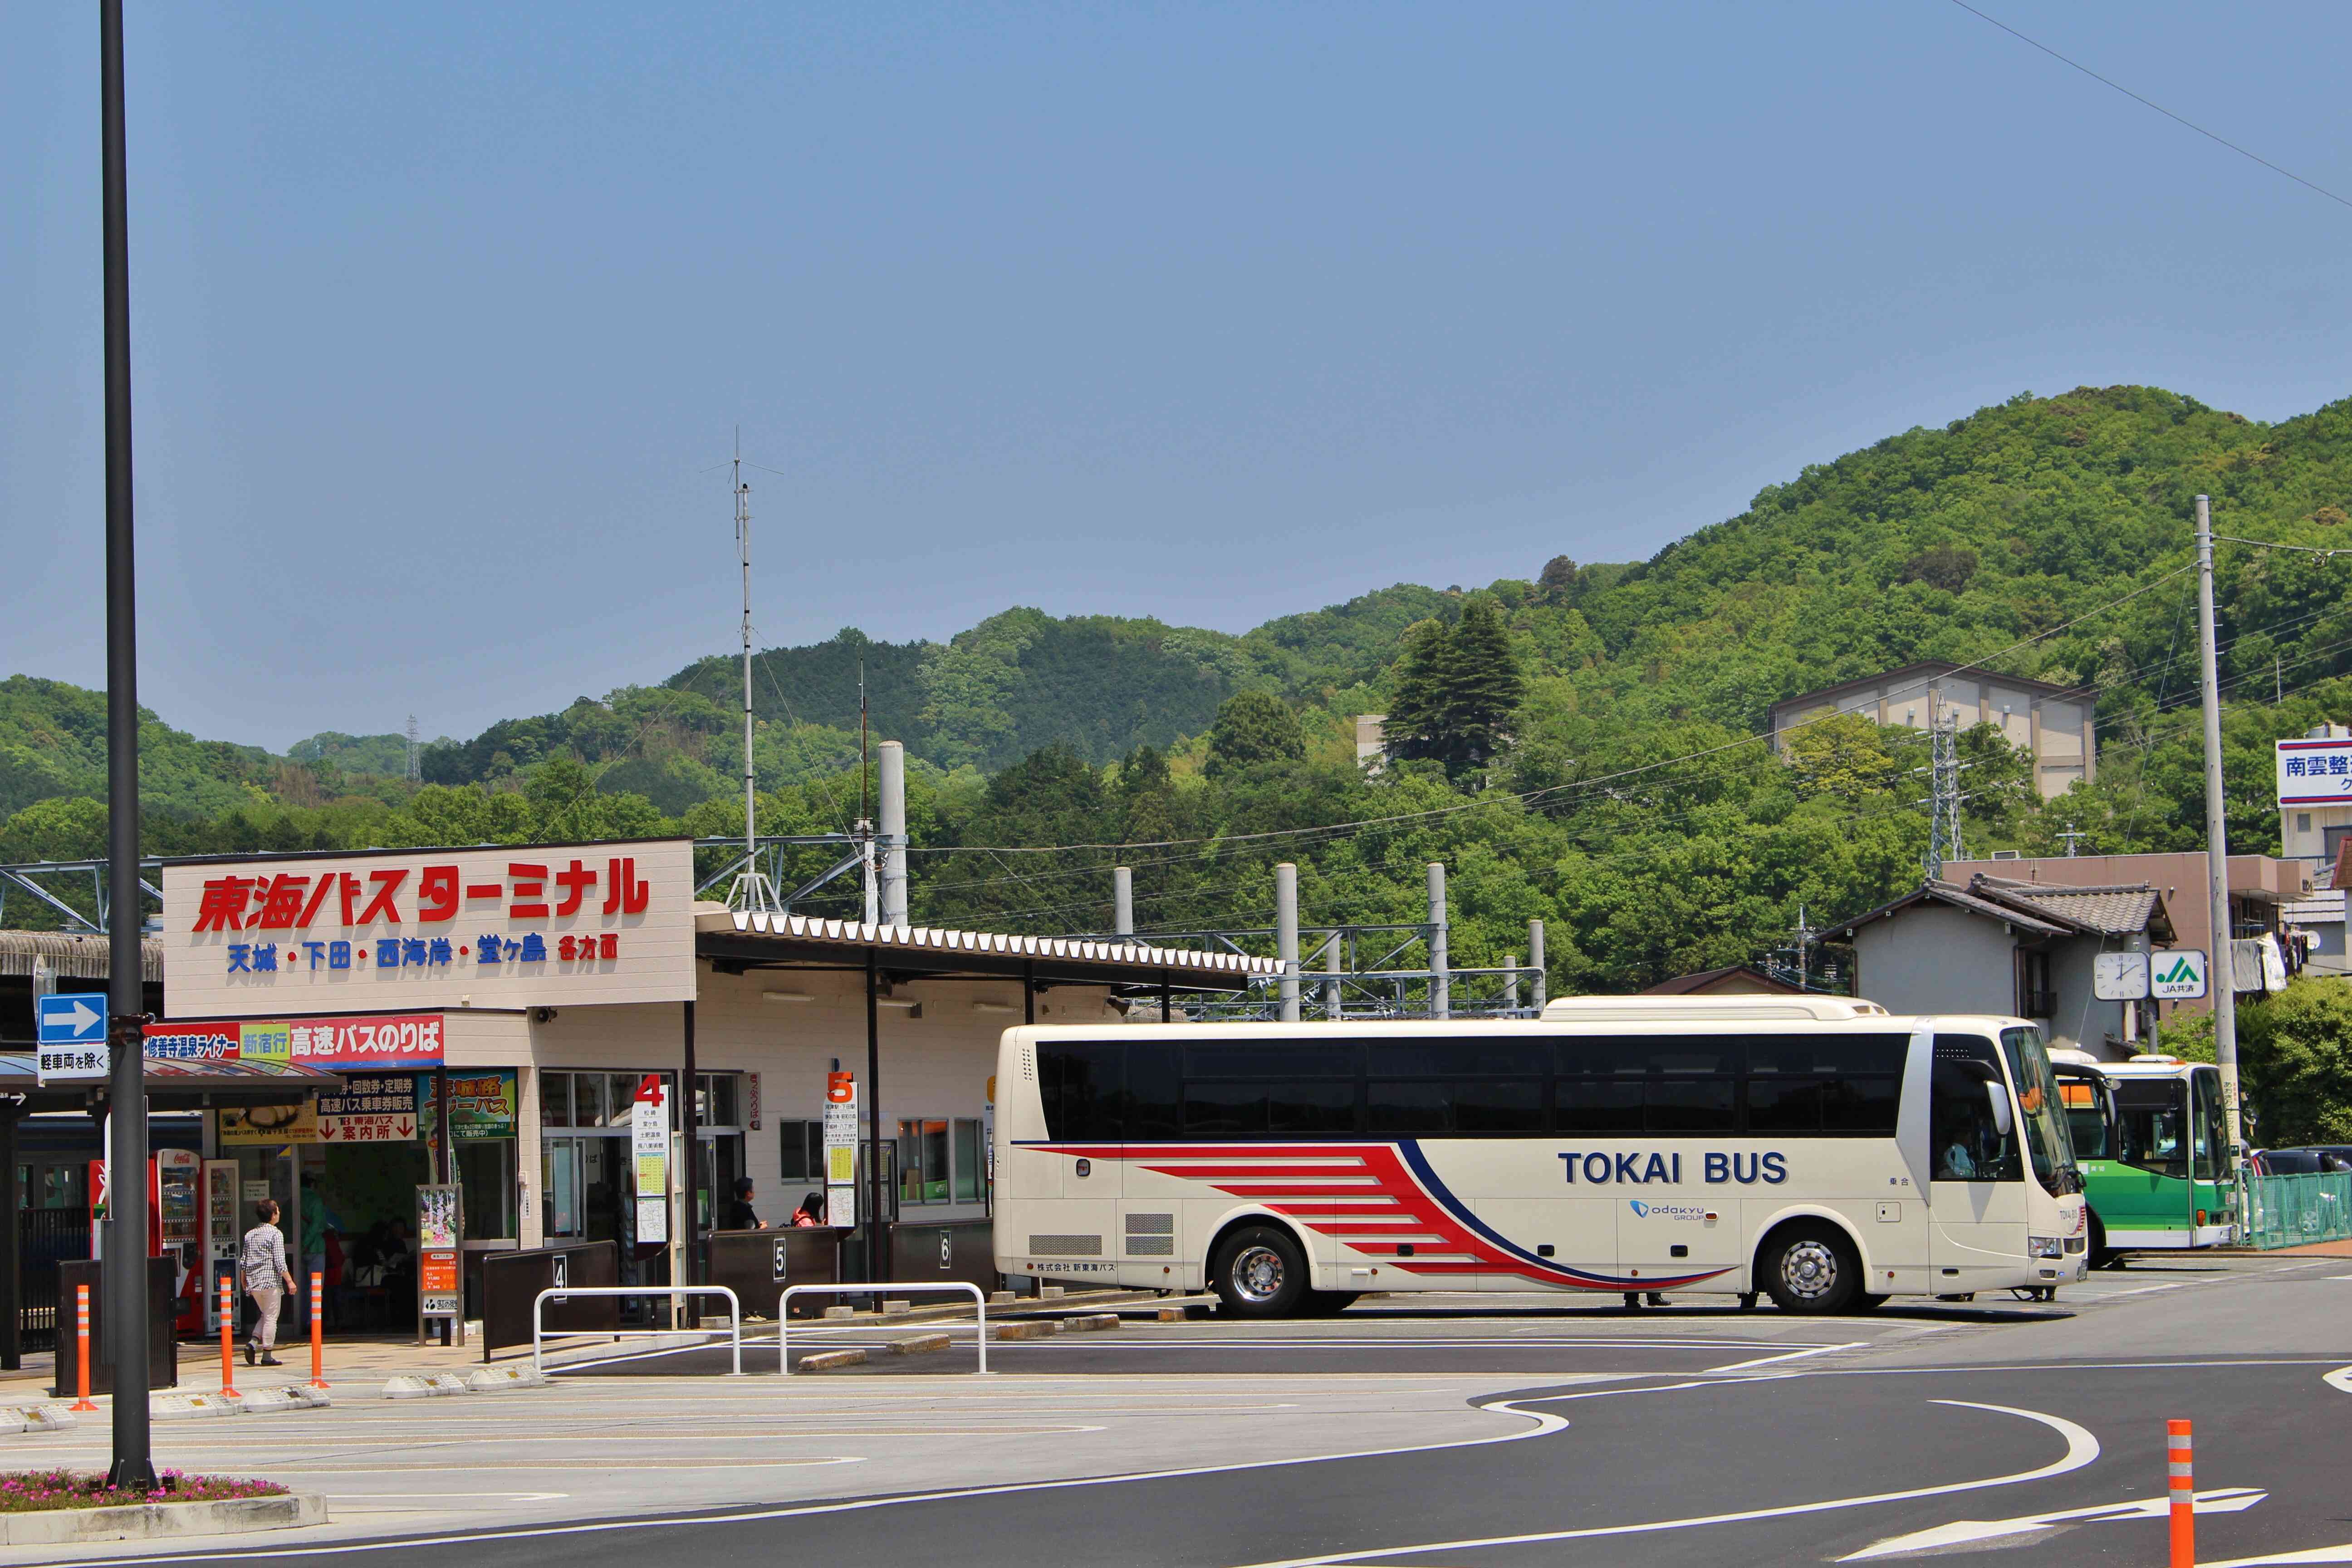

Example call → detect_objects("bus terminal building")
133 838 1275 1311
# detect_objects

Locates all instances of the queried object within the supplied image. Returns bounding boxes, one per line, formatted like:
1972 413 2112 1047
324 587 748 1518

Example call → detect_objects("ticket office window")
895 1117 985 1207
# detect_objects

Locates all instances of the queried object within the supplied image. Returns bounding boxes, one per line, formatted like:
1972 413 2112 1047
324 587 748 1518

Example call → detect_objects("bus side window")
1930 1035 2020 1182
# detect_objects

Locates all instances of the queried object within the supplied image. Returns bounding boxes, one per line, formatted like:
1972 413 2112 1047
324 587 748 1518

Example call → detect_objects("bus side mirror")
1984 1082 2014 1140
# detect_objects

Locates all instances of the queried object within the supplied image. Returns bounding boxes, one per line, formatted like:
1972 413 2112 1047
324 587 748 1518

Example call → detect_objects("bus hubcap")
1782 1240 1838 1299
1232 1245 1285 1303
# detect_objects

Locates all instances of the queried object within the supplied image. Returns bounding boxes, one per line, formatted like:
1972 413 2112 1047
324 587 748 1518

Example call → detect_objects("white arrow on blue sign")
35 993 109 1086
36 993 106 1043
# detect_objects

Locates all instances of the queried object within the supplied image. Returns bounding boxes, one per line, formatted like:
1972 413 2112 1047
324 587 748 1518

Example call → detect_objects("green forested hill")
6 385 2351 1000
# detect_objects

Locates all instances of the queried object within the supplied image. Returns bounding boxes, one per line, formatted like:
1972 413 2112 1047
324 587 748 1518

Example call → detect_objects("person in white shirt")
240 1200 296 1367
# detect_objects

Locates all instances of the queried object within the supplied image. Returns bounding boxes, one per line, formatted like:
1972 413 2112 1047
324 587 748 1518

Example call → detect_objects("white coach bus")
992 996 2087 1316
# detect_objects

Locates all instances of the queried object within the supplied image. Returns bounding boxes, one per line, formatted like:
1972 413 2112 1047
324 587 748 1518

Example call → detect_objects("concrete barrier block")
794 1348 869 1373
888 1333 952 1357
383 1374 468 1400
243 1386 332 1414
1155 1307 1188 1322
467 1367 548 1392
151 1393 243 1421
882 1299 913 1316
822 1305 857 1320
990 1320 1061 1341
1040 1285 1065 1298
27 1404 80 1431
1064 1313 1120 1333
0 1410 29 1435
988 1290 1015 1304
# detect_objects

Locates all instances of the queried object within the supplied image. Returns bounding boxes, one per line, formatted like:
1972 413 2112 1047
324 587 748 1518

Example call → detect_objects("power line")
1945 0 2352 213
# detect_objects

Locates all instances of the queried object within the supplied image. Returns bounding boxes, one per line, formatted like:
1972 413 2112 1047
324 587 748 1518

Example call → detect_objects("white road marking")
2325 1365 2352 1396
24 1390 1574 1564
323 1493 570 1502
2100 1282 2189 1298
1224 1399 2100 1568
1704 1341 1868 1373
2199 1548 2352 1566
1839 1487 2266 1560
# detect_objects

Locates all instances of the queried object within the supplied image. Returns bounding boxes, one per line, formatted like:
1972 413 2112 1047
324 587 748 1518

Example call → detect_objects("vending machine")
202 1159 241 1334
157 1149 204 1335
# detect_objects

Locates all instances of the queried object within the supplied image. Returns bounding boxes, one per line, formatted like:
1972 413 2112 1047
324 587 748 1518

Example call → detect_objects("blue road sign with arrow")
35 992 109 1085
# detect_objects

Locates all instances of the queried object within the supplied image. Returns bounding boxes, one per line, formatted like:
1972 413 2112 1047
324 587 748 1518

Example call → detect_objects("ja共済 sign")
161 839 695 1019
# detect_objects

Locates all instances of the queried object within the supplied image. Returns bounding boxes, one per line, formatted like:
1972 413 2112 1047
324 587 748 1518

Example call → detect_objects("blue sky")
5 2 2349 752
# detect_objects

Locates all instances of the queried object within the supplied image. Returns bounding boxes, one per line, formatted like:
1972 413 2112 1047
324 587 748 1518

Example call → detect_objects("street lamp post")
100 0 157 1489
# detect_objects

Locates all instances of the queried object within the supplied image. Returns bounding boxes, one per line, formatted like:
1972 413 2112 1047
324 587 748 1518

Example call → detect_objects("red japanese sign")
162 839 695 1019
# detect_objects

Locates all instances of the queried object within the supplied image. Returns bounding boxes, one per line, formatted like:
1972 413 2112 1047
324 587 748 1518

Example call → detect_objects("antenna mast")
728 431 782 914
858 660 878 924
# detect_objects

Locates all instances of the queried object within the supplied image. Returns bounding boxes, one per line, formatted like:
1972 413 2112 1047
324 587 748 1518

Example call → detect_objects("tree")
1783 713 1899 807
1205 691 1303 779
1438 597 1525 772
1383 602 1524 780
1535 555 1580 605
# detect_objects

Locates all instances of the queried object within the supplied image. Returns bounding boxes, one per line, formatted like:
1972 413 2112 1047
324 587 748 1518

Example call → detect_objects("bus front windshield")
2000 1027 2079 1192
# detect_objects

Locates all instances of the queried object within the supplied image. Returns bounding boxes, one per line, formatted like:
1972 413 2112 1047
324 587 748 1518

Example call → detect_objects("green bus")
2053 1054 2234 1266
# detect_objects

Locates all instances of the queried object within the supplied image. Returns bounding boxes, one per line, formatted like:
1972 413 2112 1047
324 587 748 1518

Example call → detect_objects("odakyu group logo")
1627 1199 1709 1221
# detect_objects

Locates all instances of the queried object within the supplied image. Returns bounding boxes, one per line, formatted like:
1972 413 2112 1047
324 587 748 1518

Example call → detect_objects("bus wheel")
1760 1223 1861 1315
2088 1215 2116 1271
1211 1226 1309 1319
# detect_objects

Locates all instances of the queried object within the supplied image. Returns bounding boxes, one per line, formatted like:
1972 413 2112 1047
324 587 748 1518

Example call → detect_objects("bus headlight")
2029 1236 2065 1259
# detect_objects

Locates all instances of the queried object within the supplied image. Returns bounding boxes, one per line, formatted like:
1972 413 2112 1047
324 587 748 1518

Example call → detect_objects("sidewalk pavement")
0 1285 1173 1408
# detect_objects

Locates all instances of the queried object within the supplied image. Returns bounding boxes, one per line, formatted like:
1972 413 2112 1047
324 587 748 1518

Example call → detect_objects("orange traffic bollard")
69 1284 97 1411
2168 1418 2195 1568
220 1276 240 1399
309 1271 328 1389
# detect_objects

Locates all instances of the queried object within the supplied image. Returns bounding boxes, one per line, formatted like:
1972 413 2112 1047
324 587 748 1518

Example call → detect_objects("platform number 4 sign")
2151 950 2209 1000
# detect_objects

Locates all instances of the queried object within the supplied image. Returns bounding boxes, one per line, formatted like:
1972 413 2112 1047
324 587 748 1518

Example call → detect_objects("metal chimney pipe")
1427 863 1450 1019
1275 862 1300 1023
1529 919 1548 1008
877 741 907 929
1113 866 1134 937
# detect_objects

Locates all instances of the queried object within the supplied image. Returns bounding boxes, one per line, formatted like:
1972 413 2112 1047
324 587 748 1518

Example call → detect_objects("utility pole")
2057 823 2089 857
2194 495 2243 1160
98 0 156 1489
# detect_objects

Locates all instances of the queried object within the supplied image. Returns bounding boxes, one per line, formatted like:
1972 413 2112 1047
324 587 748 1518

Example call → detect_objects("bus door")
1036 1042 1123 1283
2103 1078 2189 1242
1927 1035 2029 1285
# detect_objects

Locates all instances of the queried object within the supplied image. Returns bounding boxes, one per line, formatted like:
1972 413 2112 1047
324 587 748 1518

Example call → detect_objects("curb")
794 1349 868 1373
0 1490 328 1545
382 1373 471 1400
887 1334 952 1357
1063 1313 1121 1333
467 1367 549 1392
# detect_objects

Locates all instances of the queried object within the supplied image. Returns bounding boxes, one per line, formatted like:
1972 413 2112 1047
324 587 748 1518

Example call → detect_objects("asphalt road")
11 1256 2348 1568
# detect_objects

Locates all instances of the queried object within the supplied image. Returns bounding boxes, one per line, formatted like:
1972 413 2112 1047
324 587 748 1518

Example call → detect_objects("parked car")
2249 1148 2330 1175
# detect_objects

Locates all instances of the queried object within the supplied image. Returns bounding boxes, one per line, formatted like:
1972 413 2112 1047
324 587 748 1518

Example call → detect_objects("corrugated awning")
696 908 1282 990
0 930 166 982
0 1050 343 1109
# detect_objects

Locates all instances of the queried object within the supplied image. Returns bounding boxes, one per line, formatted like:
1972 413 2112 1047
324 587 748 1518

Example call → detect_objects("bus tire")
1759 1222 1862 1315
2088 1214 2116 1270
1210 1225 1309 1319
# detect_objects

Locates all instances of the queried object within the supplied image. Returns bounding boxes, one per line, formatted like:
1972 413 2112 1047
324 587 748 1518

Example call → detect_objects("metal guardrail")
778 1282 988 1376
2244 1171 2352 1249
532 1286 743 1377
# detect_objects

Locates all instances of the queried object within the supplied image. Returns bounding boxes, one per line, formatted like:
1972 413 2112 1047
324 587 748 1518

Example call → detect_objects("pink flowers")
0 1469 289 1514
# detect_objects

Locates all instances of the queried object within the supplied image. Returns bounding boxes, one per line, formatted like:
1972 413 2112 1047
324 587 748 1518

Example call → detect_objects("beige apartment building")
1767 661 2094 801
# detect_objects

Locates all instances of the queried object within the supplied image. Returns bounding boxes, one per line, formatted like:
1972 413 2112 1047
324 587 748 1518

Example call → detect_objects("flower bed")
0 1470 287 1514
